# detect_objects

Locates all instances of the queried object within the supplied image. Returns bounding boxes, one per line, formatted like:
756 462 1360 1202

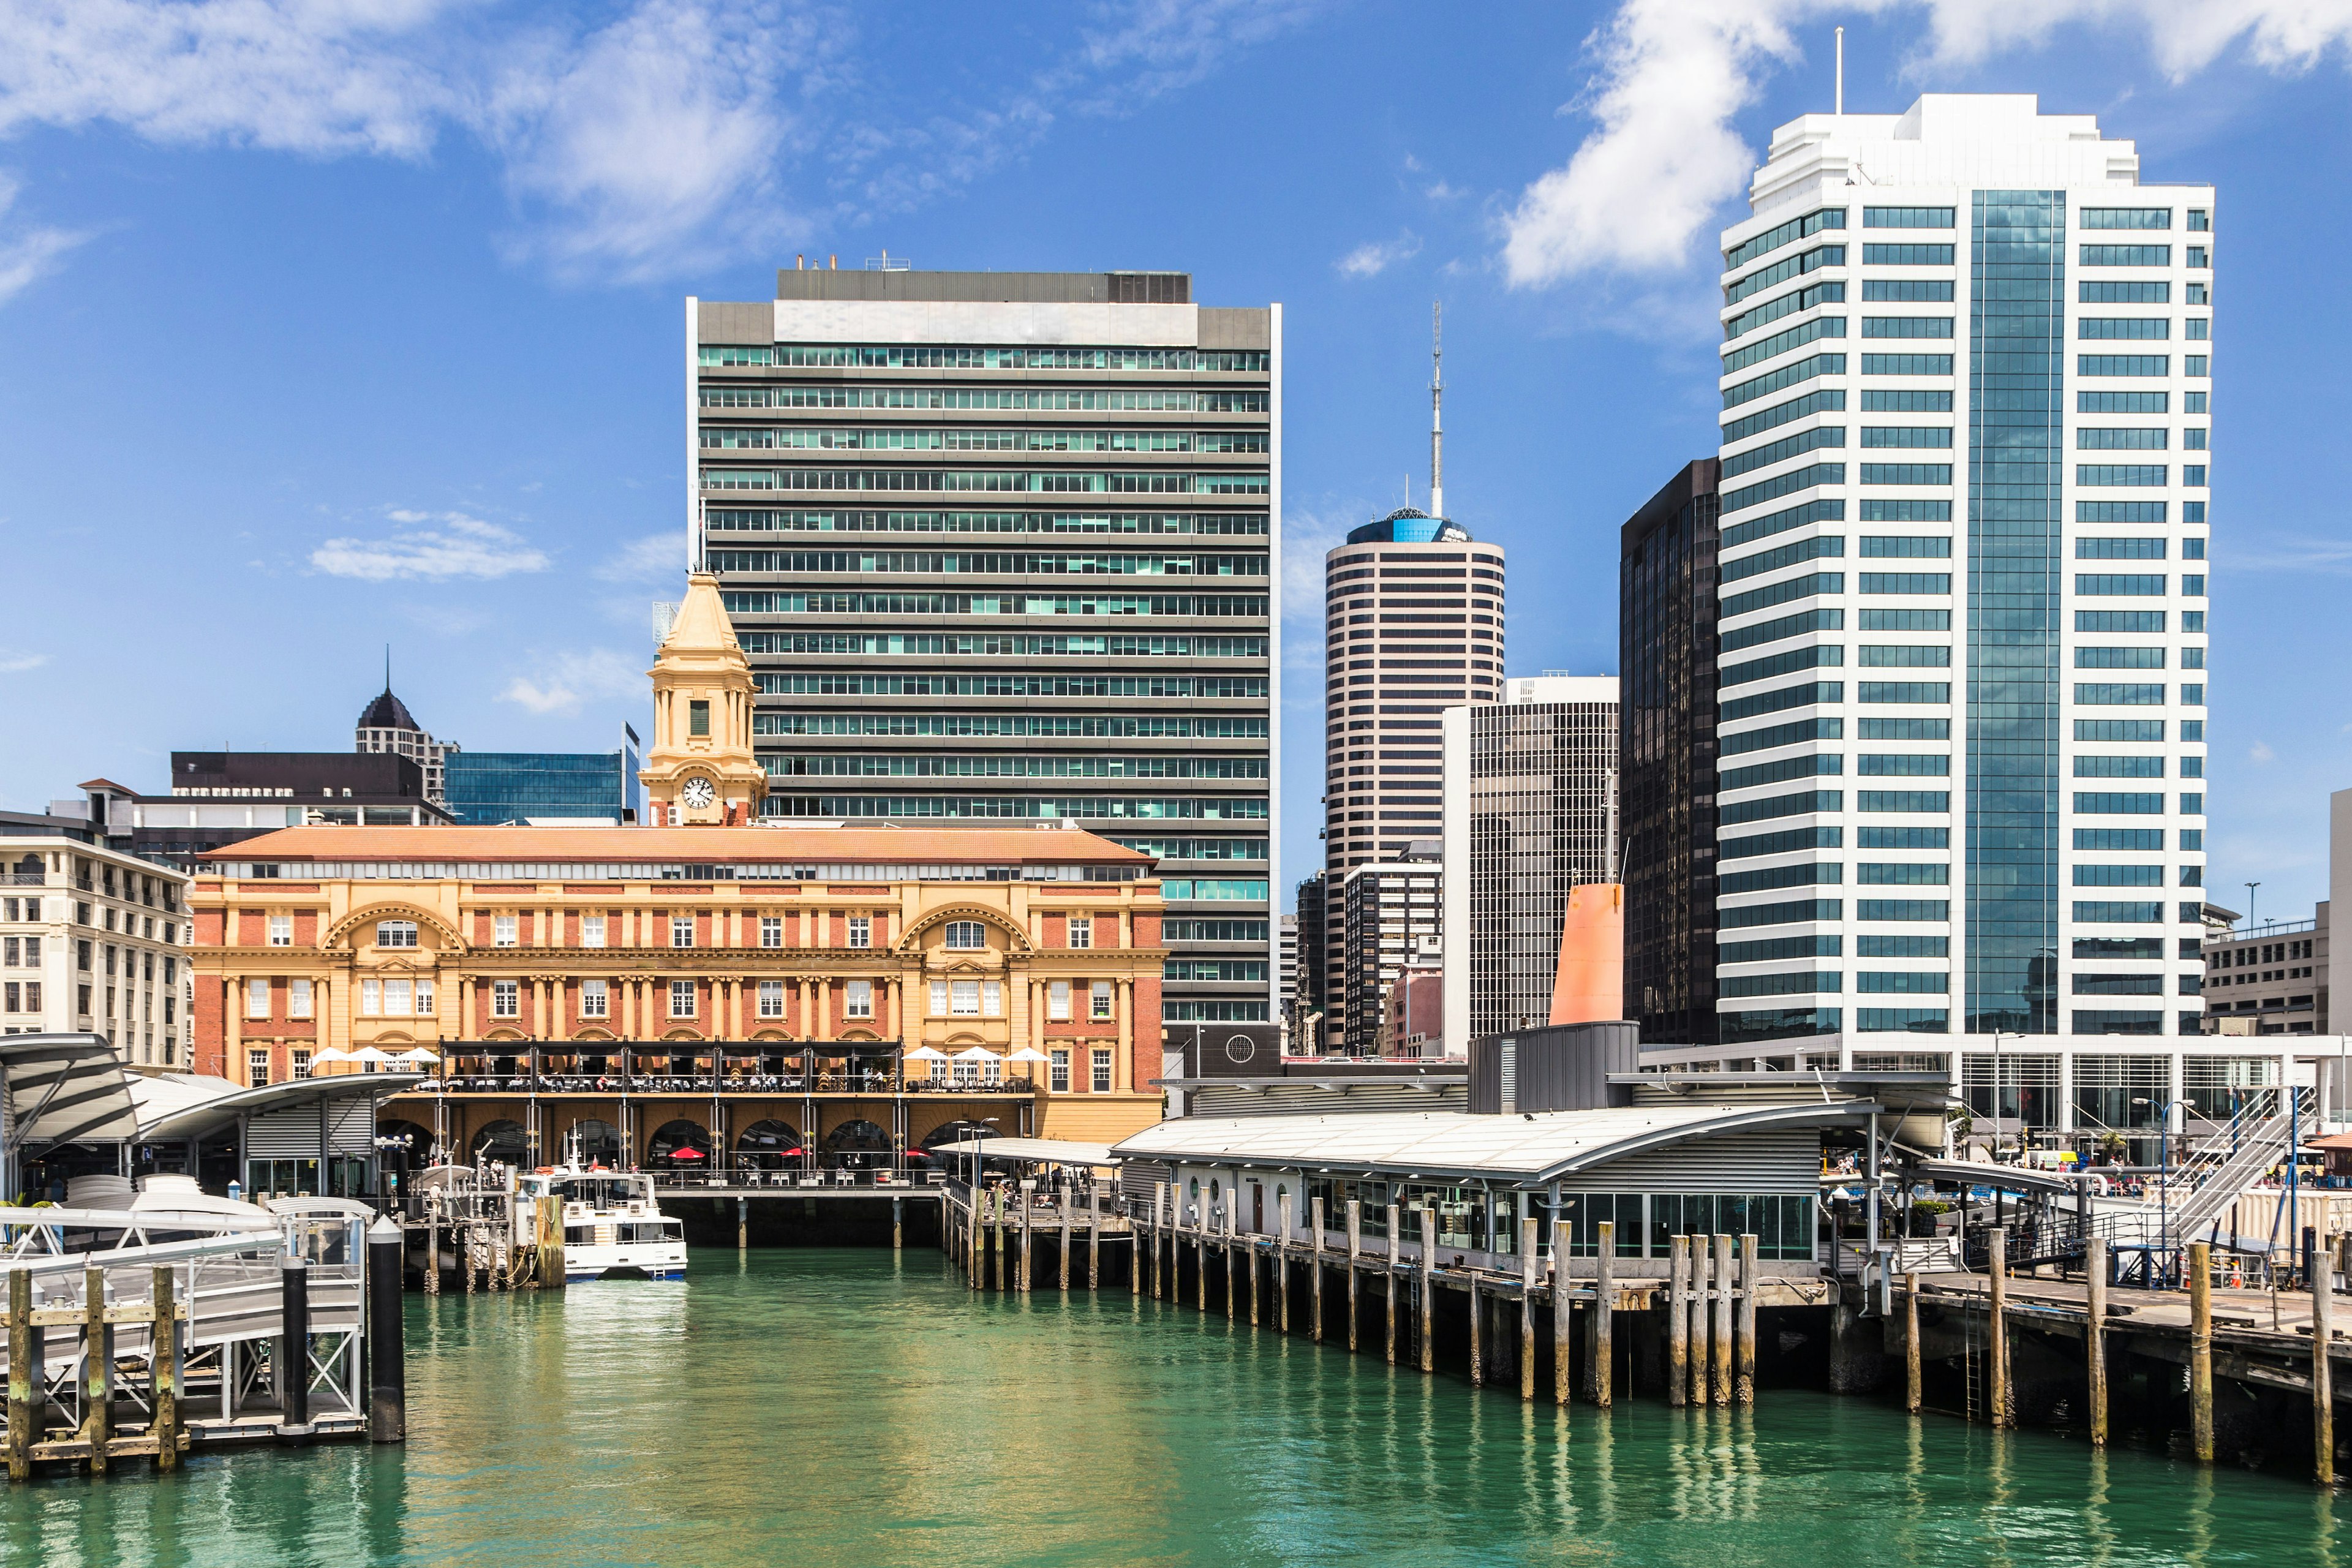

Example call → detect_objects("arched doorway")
375 1118 434 1196
735 1119 803 1172
823 1118 890 1170
920 1117 1000 1179
646 1119 712 1173
564 1118 621 1168
470 1120 529 1168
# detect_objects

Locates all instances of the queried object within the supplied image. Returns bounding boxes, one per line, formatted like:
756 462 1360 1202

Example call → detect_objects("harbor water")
2 1248 2340 1566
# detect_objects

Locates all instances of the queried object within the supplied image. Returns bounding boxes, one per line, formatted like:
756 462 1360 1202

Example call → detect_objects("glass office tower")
1713 96 2212 1047
688 269 1278 1036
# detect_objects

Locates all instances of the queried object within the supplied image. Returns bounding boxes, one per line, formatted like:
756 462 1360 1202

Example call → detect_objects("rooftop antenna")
1834 26 1845 115
1429 301 1445 521
384 644 391 693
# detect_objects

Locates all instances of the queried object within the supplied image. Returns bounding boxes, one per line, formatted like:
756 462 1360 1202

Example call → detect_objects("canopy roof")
930 1137 1119 1167
130 1071 427 1144
1114 1100 1878 1188
0 1035 139 1149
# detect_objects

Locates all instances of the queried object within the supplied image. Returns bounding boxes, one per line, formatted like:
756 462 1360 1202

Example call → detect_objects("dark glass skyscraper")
1619 460 1722 1045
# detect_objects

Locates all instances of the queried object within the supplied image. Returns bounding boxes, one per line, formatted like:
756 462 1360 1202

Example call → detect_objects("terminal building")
190 573 1175 1170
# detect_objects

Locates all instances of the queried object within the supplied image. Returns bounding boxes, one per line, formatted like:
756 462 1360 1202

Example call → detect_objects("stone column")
1117 978 1134 1093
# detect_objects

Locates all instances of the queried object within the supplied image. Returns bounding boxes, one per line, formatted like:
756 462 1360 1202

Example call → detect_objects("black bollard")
368 1217 407 1443
277 1256 314 1441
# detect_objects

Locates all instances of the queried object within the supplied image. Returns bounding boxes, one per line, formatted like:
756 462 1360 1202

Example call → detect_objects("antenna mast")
1429 301 1444 520
1835 26 1845 115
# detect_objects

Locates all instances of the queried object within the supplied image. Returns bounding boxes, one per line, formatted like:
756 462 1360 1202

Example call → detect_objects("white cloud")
1335 231 1422 279
0 646 48 673
595 532 687 584
1500 0 2352 289
1281 504 1357 627
311 511 549 581
0 1 1314 287
2250 741 2277 764
0 173 86 303
499 647 646 715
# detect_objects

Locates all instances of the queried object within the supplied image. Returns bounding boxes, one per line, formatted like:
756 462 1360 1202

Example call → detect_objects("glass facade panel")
1966 190 2065 1035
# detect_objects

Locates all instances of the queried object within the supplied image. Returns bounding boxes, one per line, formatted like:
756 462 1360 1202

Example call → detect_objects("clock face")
680 777 717 810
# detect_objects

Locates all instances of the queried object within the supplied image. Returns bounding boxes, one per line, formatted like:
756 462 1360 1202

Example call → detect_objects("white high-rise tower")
1712 96 2212 1050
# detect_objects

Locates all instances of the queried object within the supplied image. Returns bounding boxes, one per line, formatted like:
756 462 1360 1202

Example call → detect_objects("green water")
1 1250 2340 1566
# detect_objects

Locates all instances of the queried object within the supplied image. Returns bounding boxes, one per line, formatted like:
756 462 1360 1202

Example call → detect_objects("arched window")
377 920 418 949
469 1120 529 1167
943 921 986 950
646 1120 712 1170
735 1119 804 1170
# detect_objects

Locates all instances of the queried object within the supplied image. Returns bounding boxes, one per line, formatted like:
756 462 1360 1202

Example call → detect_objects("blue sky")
1 1 2349 926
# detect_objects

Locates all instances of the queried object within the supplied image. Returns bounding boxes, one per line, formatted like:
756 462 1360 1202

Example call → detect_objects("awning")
1 1034 138 1148
929 1137 1119 1167
134 1071 428 1144
1913 1158 2086 1196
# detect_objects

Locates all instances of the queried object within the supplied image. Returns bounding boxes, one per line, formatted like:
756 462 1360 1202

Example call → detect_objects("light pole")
2132 1095 2194 1278
2244 881 2260 930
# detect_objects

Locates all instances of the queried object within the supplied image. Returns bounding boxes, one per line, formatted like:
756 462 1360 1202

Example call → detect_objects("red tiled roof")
202 823 1154 867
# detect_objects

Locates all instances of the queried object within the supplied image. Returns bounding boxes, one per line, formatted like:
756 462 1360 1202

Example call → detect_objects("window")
848 916 871 948
1862 317 1952 339
671 915 695 948
1050 1049 1071 1093
268 914 292 946
582 915 606 948
1091 1049 1113 1093
247 1049 270 1088
846 979 873 1019
1068 917 1093 949
950 980 981 1017
2078 355 2168 377
668 979 696 1017
1861 426 1951 448
758 979 784 1017
1864 206 1954 228
415 978 434 1014
246 977 270 1019
494 914 517 948
377 921 417 949
688 699 710 737
982 981 1003 1017
2079 317 2168 340
1049 980 1072 1021
2078 428 2166 450
582 979 608 1018
385 978 412 1016
944 921 986 950
360 978 382 1017
1861 279 1952 302
760 915 782 948
493 980 519 1017
930 980 949 1016
1091 981 1114 1020
292 1049 311 1080
289 978 312 1019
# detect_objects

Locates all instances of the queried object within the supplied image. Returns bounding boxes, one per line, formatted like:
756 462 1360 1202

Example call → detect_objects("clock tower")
639 570 767 825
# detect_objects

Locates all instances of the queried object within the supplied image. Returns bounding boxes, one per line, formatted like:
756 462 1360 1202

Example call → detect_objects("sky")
2 1 2351 927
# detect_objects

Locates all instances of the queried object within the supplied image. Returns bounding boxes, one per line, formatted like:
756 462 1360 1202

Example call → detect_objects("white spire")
1429 300 1444 521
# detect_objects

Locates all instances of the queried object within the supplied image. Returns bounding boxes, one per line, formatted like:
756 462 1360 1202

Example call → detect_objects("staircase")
2162 1088 2296 1247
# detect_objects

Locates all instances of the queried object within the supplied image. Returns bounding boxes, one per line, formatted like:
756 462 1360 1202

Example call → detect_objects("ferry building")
188 574 1168 1180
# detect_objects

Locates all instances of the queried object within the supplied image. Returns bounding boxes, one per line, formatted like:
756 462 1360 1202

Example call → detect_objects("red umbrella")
669 1146 707 1160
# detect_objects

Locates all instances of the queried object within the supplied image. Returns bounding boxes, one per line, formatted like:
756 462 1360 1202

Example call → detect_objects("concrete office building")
688 267 1277 1041
1713 96 2212 1046
1289 870 1328 1051
1440 676 1620 1052
0 826 190 1065
1340 846 1441 1057
56 759 452 872
1619 460 1724 1046
2202 902 2325 1034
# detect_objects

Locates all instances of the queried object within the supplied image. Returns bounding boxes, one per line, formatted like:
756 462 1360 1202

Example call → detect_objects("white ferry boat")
514 1136 688 1283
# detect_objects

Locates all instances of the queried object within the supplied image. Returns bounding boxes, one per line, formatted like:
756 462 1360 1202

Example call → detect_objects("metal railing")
646 1164 946 1190
418 1073 1037 1096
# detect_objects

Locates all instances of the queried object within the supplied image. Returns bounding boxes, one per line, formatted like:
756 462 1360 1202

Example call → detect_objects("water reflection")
0 1251 2341 1567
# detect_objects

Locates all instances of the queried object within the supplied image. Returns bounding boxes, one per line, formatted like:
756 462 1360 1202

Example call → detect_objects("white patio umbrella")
350 1046 397 1063
307 1047 355 1066
903 1046 949 1061
951 1047 1000 1061
1002 1047 1053 1064
392 1047 440 1065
